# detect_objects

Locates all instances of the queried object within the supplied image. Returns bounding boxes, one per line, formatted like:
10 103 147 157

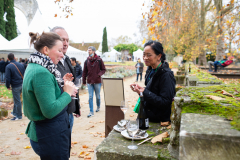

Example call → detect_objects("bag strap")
10 63 23 79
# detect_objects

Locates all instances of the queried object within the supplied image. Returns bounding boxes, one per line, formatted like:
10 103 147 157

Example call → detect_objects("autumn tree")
102 27 108 53
4 0 17 41
0 0 5 38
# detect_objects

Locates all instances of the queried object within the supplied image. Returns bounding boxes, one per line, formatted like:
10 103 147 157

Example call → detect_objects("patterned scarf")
28 52 64 86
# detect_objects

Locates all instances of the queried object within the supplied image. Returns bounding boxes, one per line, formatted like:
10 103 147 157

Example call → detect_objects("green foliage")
114 43 139 55
177 84 240 131
0 85 13 99
5 0 17 41
0 0 5 37
102 27 108 53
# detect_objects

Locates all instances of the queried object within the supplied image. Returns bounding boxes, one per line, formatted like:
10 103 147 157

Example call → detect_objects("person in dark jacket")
0 58 6 83
135 58 144 82
82 46 106 118
70 57 82 79
5 53 25 121
130 40 176 123
51 26 81 133
21 59 27 69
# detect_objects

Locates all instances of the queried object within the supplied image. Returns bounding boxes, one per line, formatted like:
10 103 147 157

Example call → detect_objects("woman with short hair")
130 40 176 123
23 32 76 159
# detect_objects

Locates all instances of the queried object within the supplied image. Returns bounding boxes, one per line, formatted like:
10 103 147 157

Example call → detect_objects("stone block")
174 75 186 85
179 113 240 160
95 122 175 160
0 108 8 119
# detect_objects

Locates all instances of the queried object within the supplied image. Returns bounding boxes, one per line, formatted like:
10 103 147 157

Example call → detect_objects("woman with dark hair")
130 40 176 123
23 32 76 159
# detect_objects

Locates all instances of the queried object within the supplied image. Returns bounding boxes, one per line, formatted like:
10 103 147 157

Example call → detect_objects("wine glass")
127 119 139 150
120 100 129 120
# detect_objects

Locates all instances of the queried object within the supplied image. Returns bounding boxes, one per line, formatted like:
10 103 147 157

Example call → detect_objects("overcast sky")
15 0 147 43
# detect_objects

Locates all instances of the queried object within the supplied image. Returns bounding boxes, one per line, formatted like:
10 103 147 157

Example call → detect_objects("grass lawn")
0 85 13 99
104 61 136 66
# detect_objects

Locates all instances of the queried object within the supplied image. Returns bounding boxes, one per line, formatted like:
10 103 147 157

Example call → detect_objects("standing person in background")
19 58 22 63
70 57 82 79
21 59 27 69
51 26 81 133
82 46 106 118
5 53 25 121
0 58 6 83
135 58 144 82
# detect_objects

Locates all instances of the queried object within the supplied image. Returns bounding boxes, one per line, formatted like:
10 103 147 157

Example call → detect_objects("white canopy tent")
0 9 87 68
101 49 121 62
133 49 143 62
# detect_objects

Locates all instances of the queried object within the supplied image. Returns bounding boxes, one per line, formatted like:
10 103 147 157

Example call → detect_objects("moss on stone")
177 84 240 131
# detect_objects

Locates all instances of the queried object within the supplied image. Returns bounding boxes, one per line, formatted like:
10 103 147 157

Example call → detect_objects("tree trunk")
198 0 207 66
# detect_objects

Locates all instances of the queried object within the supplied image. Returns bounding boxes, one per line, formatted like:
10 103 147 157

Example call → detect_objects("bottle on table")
138 92 149 130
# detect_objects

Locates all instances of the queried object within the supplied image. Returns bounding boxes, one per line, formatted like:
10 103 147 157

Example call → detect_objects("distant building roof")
70 43 101 51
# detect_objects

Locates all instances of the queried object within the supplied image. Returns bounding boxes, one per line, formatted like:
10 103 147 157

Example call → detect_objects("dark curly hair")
144 40 166 62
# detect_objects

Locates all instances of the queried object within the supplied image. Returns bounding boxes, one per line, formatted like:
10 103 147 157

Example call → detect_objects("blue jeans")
0 72 4 82
214 61 222 72
136 73 142 81
30 139 40 156
87 83 101 113
12 86 22 119
69 113 74 133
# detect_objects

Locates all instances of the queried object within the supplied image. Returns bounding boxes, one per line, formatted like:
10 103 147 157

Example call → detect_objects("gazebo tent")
101 49 121 62
133 49 143 62
0 9 87 67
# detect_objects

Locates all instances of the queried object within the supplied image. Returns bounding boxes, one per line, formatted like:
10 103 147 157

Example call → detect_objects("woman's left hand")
63 73 74 82
130 83 145 95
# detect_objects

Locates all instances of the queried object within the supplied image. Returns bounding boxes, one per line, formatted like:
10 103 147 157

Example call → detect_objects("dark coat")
143 62 176 122
82 54 106 84
57 55 81 116
135 62 144 73
5 60 25 88
74 63 82 79
0 60 6 72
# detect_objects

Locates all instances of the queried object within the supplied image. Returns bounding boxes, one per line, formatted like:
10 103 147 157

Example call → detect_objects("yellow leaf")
153 11 158 16
24 146 31 149
152 18 156 22
142 38 146 44
71 13 73 16
157 22 161 27
213 6 216 10
152 37 156 40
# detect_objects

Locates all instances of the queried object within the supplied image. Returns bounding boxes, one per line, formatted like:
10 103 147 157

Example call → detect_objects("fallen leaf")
204 95 225 101
5 146 9 148
151 132 169 144
82 145 88 148
71 152 77 156
132 105 134 107
84 156 91 159
54 14 57 17
16 138 20 140
0 149 4 153
85 152 90 156
93 134 98 137
161 121 170 126
86 128 90 130
11 151 21 155
20 133 24 135
130 115 134 117
90 125 94 128
72 141 78 144
79 151 85 155
78 155 84 158
88 149 94 152
24 146 31 149
5 153 10 156
167 125 171 129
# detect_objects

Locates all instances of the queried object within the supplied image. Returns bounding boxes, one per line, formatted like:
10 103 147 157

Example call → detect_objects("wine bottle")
189 64 191 73
138 92 149 130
